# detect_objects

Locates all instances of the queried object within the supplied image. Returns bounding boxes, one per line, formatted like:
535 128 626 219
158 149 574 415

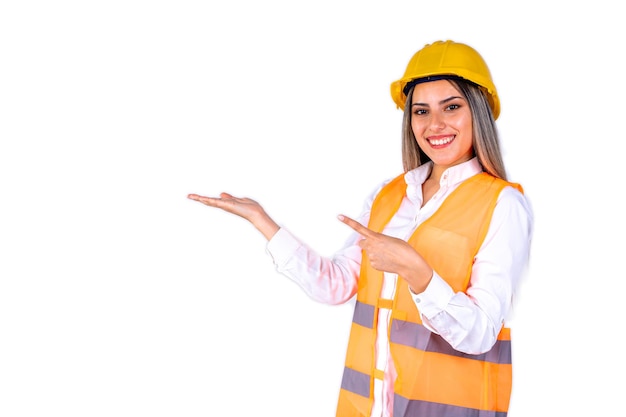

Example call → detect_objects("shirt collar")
438 157 483 187
403 157 483 205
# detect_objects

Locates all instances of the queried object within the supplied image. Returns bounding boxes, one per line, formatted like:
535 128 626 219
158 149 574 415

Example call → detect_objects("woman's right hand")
187 192 280 240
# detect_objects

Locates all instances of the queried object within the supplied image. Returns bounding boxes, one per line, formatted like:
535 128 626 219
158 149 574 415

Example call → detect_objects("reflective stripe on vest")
336 172 522 417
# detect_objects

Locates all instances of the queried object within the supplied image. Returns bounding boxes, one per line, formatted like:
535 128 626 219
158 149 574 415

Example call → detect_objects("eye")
446 103 461 111
412 108 428 116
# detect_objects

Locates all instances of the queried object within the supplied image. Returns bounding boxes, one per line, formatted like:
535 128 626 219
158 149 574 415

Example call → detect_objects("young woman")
188 40 533 417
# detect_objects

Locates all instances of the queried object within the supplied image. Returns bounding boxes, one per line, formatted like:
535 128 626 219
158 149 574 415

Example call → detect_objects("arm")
188 189 375 305
413 187 534 354
267 182 391 305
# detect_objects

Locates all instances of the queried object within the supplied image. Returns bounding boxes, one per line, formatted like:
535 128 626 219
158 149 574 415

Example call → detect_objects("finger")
337 214 376 238
188 193 233 206
188 194 223 208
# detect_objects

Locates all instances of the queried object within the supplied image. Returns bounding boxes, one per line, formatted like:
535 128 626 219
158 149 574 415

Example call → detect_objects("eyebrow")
411 95 465 107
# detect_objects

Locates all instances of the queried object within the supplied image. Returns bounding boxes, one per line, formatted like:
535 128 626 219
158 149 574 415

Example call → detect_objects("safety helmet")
390 40 500 119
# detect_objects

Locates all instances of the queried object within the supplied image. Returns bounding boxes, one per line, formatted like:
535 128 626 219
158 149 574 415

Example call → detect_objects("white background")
1 1 624 416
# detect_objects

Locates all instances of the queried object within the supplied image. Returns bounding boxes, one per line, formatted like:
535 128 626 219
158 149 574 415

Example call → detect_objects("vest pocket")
412 225 472 291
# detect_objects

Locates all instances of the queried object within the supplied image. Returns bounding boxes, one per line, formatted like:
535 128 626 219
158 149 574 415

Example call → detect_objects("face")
410 79 474 170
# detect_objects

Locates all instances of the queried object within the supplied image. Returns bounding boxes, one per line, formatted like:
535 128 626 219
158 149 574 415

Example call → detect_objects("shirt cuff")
409 271 455 319
265 227 302 266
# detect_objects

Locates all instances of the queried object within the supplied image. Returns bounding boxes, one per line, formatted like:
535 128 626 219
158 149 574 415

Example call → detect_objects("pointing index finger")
338 214 375 238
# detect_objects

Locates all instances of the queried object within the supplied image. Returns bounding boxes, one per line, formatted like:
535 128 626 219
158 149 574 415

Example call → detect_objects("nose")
429 112 446 131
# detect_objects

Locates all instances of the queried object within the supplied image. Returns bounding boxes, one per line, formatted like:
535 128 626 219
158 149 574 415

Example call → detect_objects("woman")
188 40 533 417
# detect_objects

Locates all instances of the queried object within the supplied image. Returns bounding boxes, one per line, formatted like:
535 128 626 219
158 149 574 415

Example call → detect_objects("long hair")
401 78 508 180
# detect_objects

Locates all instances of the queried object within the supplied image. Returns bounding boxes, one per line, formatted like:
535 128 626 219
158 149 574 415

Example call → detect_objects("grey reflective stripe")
340 366 370 398
390 319 512 364
352 300 375 329
394 394 507 417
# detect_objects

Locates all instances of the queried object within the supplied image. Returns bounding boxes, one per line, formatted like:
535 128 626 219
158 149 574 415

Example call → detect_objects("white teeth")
429 136 453 146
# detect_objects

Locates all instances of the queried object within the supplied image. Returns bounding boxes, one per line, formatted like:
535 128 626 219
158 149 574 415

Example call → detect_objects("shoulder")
495 185 534 231
370 173 405 199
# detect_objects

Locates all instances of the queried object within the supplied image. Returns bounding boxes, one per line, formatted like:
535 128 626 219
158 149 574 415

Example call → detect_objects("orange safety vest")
336 172 523 417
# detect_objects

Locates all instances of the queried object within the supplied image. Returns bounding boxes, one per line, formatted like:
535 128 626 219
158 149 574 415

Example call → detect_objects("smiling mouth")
428 136 454 146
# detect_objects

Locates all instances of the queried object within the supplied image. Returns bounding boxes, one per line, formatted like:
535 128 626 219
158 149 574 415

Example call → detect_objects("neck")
428 165 446 183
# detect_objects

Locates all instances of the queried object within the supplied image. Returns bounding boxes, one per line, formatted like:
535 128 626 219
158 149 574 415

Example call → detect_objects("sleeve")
409 186 534 354
264 179 391 305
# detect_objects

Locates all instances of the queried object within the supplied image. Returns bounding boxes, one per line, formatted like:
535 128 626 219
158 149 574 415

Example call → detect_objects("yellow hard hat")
390 40 500 119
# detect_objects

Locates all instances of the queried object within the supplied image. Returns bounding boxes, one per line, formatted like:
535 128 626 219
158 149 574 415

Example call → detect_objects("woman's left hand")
338 214 433 293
